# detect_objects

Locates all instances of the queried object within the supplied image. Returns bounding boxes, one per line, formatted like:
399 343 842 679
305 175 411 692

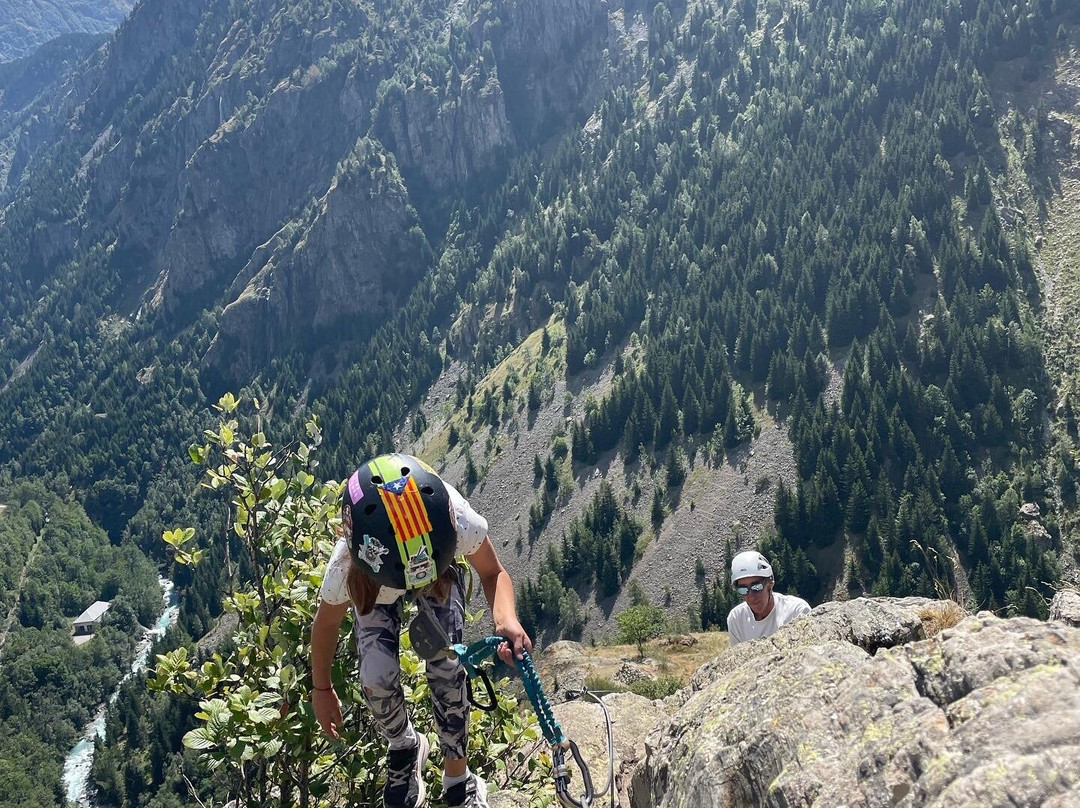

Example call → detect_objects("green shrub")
628 676 683 700
152 396 550 807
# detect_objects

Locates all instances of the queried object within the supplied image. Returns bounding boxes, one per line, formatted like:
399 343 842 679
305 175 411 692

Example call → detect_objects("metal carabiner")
451 637 611 806
553 740 596 808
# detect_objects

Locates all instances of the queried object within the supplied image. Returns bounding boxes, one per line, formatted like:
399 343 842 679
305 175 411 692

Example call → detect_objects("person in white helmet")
726 550 811 645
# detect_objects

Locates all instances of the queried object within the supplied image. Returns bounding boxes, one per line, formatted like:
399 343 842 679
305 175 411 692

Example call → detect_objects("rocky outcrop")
202 139 430 382
556 692 669 807
628 599 1080 808
534 640 642 702
488 688 670 808
376 0 624 204
151 61 359 311
499 599 1080 807
376 66 514 199
1051 588 1080 627
489 791 531 808
478 0 615 143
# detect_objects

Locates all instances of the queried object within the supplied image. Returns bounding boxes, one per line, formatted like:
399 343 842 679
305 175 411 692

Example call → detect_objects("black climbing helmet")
342 453 456 591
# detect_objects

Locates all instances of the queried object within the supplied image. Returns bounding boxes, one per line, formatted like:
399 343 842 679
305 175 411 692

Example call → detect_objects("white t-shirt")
726 592 811 645
319 482 489 606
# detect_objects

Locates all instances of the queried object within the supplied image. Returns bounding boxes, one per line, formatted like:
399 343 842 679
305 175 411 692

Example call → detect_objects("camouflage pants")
353 568 469 760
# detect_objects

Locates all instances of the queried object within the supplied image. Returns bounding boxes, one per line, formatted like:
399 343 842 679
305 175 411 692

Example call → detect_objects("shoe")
383 733 429 808
443 773 490 808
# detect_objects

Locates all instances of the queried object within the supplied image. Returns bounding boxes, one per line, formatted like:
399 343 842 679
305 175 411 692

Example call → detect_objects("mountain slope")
0 0 1076 803
987 33 1080 583
0 0 131 62
0 0 1076 639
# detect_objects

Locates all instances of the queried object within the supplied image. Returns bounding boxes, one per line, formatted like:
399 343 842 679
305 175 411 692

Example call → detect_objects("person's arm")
467 537 533 665
311 598 349 738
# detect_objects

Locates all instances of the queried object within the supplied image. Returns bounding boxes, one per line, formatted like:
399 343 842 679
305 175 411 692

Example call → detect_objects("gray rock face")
538 641 591 697
488 791 531 808
534 640 631 702
151 62 358 311
556 692 669 808
630 603 1080 808
1050 589 1080 627
480 0 615 142
614 661 656 685
202 139 429 382
688 597 947 694
492 690 670 808
377 67 514 197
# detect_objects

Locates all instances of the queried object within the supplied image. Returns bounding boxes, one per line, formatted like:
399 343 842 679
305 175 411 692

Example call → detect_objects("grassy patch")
582 673 684 699
424 317 565 465
918 601 968 637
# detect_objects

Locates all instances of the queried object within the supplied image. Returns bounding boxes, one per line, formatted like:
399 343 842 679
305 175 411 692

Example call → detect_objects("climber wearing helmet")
310 453 531 808
726 550 811 645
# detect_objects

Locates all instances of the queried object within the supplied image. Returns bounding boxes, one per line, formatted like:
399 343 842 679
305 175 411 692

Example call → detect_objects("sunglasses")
735 581 767 596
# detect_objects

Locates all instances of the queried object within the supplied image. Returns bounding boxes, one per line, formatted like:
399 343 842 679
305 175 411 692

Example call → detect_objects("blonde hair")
346 559 456 615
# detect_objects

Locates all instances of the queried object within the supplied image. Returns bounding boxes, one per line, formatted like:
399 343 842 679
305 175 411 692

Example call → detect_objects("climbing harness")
450 636 616 808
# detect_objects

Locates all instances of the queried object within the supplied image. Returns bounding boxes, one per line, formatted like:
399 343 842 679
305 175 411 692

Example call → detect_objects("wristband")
313 684 334 691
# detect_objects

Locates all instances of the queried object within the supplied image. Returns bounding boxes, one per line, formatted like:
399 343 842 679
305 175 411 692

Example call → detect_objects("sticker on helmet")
342 502 353 540
358 533 389 573
378 475 434 543
382 476 409 495
416 458 438 475
347 471 364 505
405 545 435 588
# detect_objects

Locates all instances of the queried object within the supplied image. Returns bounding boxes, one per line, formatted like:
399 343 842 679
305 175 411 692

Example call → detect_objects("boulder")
535 640 627 702
688 597 954 694
1050 589 1080 627
614 661 656 686
630 608 1080 808
486 691 669 808
555 691 670 808
537 640 591 696
1023 519 1054 551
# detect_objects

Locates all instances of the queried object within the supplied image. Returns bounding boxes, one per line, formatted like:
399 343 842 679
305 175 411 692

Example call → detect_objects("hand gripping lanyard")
450 636 615 808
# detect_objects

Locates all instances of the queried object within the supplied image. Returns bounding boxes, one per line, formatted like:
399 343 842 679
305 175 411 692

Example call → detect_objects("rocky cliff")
478 0 616 143
492 596 1080 808
375 65 515 203
0 0 632 384
202 138 431 381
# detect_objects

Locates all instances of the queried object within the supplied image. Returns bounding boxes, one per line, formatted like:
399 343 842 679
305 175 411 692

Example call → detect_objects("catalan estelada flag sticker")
377 475 433 543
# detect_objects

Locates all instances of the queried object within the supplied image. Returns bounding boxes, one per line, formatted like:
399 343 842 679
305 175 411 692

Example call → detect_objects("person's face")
735 576 772 608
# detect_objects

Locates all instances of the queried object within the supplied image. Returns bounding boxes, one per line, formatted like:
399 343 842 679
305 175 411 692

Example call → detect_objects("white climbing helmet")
730 550 773 584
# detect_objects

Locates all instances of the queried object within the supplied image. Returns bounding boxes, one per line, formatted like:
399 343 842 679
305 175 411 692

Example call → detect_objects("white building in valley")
72 601 111 645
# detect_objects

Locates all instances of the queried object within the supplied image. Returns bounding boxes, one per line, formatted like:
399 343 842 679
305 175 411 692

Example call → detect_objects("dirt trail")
0 526 44 663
